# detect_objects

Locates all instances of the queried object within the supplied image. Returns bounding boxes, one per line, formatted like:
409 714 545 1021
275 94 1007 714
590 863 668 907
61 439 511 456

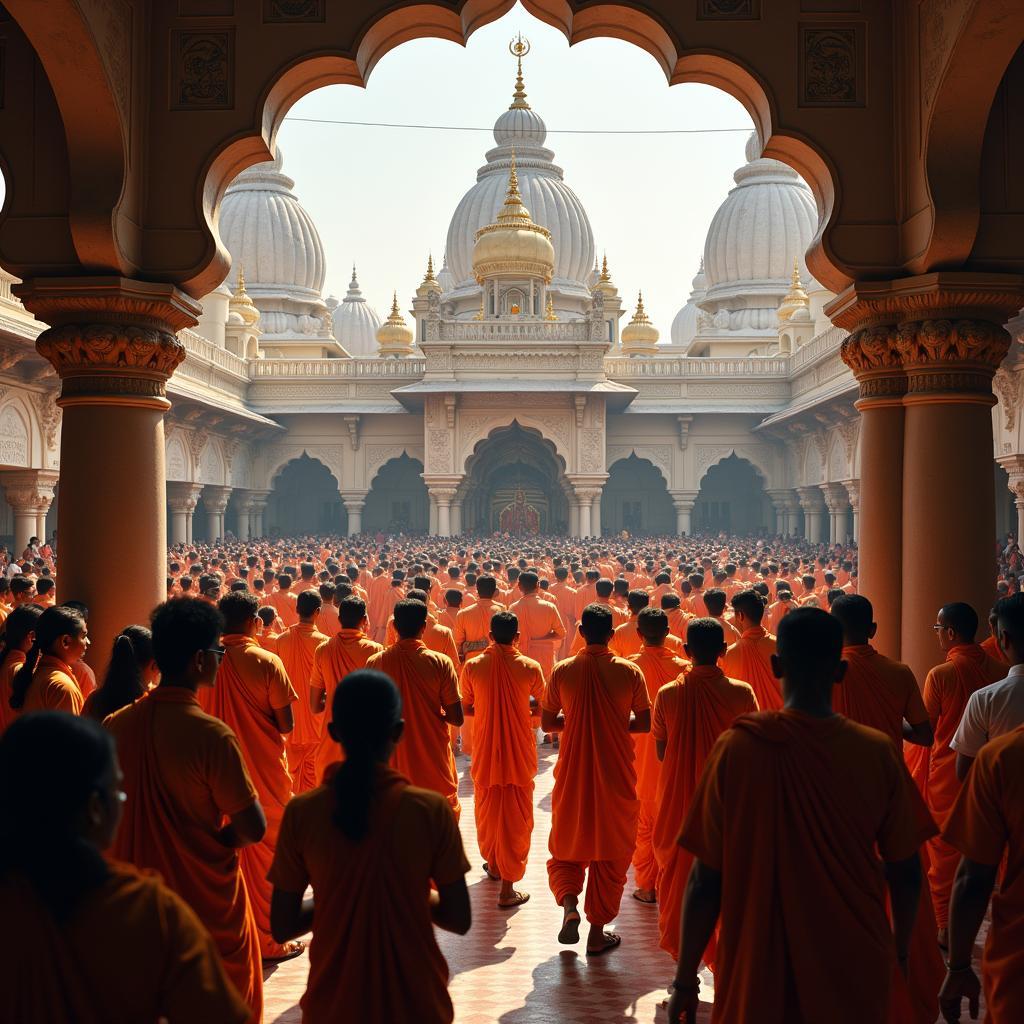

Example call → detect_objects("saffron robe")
22 654 83 715
509 592 566 681
274 621 330 793
720 625 783 711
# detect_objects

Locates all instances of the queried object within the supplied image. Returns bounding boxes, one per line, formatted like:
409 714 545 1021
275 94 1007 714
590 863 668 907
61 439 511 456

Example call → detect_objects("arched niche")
602 453 673 536
364 453 428 534
266 453 345 537
695 453 770 536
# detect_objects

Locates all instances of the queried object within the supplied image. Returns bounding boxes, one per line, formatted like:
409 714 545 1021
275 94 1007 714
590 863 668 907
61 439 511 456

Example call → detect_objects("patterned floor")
262 743 983 1023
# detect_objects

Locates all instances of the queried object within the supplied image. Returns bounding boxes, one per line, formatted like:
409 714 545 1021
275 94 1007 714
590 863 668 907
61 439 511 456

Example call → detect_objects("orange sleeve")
268 798 309 893
652 688 668 743
922 668 942 723
529 664 545 703
677 733 728 870
459 662 475 709
205 727 260 818
156 881 252 1023
876 744 939 862
267 653 298 711
630 663 651 713
541 670 561 714
310 646 326 693
942 747 1007 867
438 654 461 706
429 794 472 887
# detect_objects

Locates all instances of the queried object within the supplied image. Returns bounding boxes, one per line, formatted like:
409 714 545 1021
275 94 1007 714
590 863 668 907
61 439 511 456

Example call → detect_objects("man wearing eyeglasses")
106 597 267 1024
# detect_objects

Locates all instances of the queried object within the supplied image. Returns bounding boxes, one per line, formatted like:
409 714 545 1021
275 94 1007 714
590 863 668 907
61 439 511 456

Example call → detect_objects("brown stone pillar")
18 277 199 674
832 274 1024 678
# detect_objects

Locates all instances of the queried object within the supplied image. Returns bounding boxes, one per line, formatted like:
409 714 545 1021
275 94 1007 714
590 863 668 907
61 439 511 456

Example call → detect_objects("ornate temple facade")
0 43 1022 549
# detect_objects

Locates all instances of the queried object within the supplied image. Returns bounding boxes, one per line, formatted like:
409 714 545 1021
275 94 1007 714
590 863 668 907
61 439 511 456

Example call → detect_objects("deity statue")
499 487 540 535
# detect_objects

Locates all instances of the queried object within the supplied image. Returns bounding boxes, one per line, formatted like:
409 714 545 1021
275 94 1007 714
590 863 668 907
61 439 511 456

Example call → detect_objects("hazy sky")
275 2 754 335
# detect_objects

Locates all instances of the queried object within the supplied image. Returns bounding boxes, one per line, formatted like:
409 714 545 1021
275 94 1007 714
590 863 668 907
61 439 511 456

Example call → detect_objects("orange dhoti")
476 783 534 883
286 739 319 793
547 857 633 926
633 799 659 892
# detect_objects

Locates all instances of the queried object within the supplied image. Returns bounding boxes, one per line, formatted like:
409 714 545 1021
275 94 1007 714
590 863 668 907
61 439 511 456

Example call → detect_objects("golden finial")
425 253 436 281
229 264 259 327
507 148 520 200
600 254 610 282
473 292 485 321
544 294 558 321
777 258 810 324
509 34 531 109
633 291 650 323
388 291 401 319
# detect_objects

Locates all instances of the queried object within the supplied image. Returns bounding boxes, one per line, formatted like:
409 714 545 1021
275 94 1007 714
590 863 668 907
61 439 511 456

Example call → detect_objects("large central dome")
444 49 595 305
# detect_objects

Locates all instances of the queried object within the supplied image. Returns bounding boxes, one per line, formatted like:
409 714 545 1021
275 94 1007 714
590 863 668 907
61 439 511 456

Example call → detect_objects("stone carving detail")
837 418 860 464
993 366 1023 431
427 429 452 473
366 445 410 481
800 26 860 106
199 441 224 485
0 404 28 466
166 435 188 481
698 0 759 17
170 30 234 110
580 428 604 472
36 324 186 397
31 390 61 450
305 446 345 482
187 429 209 466
263 0 324 21
920 0 969 110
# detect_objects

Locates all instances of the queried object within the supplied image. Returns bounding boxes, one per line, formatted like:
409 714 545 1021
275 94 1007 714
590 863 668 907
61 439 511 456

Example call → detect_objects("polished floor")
262 743 983 1023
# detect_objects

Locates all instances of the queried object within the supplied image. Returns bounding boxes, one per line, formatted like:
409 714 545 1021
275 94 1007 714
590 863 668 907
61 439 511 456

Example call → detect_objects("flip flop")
632 889 657 904
586 933 622 957
482 862 501 881
498 891 531 908
558 910 581 944
262 940 305 964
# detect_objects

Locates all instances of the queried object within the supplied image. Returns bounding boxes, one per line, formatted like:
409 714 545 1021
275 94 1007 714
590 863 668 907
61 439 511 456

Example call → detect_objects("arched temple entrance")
695 454 770 535
267 454 345 536
364 453 428 534
601 455 673 536
462 424 568 535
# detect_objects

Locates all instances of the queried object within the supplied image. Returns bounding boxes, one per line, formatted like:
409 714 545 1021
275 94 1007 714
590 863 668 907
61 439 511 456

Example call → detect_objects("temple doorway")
364 453 428 534
266 454 345 536
694 454 771 535
601 454 674 536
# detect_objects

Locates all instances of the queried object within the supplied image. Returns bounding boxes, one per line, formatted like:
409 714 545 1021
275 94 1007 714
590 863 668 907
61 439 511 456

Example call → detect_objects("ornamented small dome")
332 265 382 358
376 292 415 357
593 254 619 298
777 259 810 323
416 254 443 298
228 266 260 328
492 37 548 149
436 251 456 295
670 260 708 350
472 154 555 283
621 292 660 356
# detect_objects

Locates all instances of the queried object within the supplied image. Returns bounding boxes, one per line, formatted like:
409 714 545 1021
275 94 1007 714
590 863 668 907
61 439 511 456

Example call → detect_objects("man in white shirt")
951 592 1024 779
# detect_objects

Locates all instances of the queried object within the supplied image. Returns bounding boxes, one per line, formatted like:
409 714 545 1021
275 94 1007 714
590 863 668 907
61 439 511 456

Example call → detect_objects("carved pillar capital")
796 486 827 512
1 469 60 512
16 277 200 408
202 484 232 514
166 481 204 512
841 479 861 509
820 482 851 512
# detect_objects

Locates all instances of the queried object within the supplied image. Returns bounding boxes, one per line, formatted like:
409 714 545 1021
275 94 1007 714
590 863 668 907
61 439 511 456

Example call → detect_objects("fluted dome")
700 132 818 333
445 52 595 303
329 266 381 358
219 147 326 298
472 158 555 283
436 252 456 295
670 262 708 350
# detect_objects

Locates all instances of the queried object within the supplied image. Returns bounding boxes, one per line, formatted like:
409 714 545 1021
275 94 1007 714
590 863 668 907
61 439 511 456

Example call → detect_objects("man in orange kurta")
549 567 578 661
385 588 461 665
460 610 544 906
453 575 506 662
269 573 299 628
653 616 757 965
510 571 566 681
828 593 942 1024
106 598 266 1023
668 608 937 1024
541 603 651 956
720 588 783 711
204 591 301 962
628 608 690 904
366 599 464 818
274 589 329 793
310 595 384 784
939 725 1024 1024
915 602 1005 943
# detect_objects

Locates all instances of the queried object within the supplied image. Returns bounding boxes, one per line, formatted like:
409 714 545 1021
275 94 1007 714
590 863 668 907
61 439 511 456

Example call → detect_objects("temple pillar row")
833 273 1024 679
203 485 232 544
167 481 203 546
766 488 800 536
1 469 59 554
341 490 368 537
797 486 827 544
669 489 699 536
820 483 852 544
247 490 270 539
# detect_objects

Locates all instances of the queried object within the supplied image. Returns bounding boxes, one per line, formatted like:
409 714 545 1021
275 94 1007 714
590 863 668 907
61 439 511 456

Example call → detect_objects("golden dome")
472 152 555 283
621 291 660 355
229 266 260 328
376 292 415 357
594 254 619 297
777 258 810 324
416 253 442 298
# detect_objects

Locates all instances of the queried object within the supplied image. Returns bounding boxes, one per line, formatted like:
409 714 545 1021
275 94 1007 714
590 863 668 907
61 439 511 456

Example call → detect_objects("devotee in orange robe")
653 616 757 965
269 668 471 1024
310 595 384 783
366 599 463 817
667 608 936 1024
385 588 461 665
0 712 251 1023
274 589 329 793
699 588 741 644
661 593 691 641
0 604 41 734
8 604 88 717
939 724 1024 1024
763 586 795 635
268 573 299 628
510 570 566 680
829 593 940 1023
720 588 783 711
541 603 651 956
915 603 1005 945
106 598 266 1022
628 608 690 904
460 610 544 906
453 575 506 661
205 591 302 964
549 566 578 660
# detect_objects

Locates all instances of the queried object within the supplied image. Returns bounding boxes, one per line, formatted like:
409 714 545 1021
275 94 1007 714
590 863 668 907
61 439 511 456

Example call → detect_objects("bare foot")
558 907 581 944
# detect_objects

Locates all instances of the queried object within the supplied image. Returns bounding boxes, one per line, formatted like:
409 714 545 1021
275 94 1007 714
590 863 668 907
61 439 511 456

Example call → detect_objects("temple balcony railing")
788 325 848 373
249 357 426 378
434 319 595 343
604 355 790 378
